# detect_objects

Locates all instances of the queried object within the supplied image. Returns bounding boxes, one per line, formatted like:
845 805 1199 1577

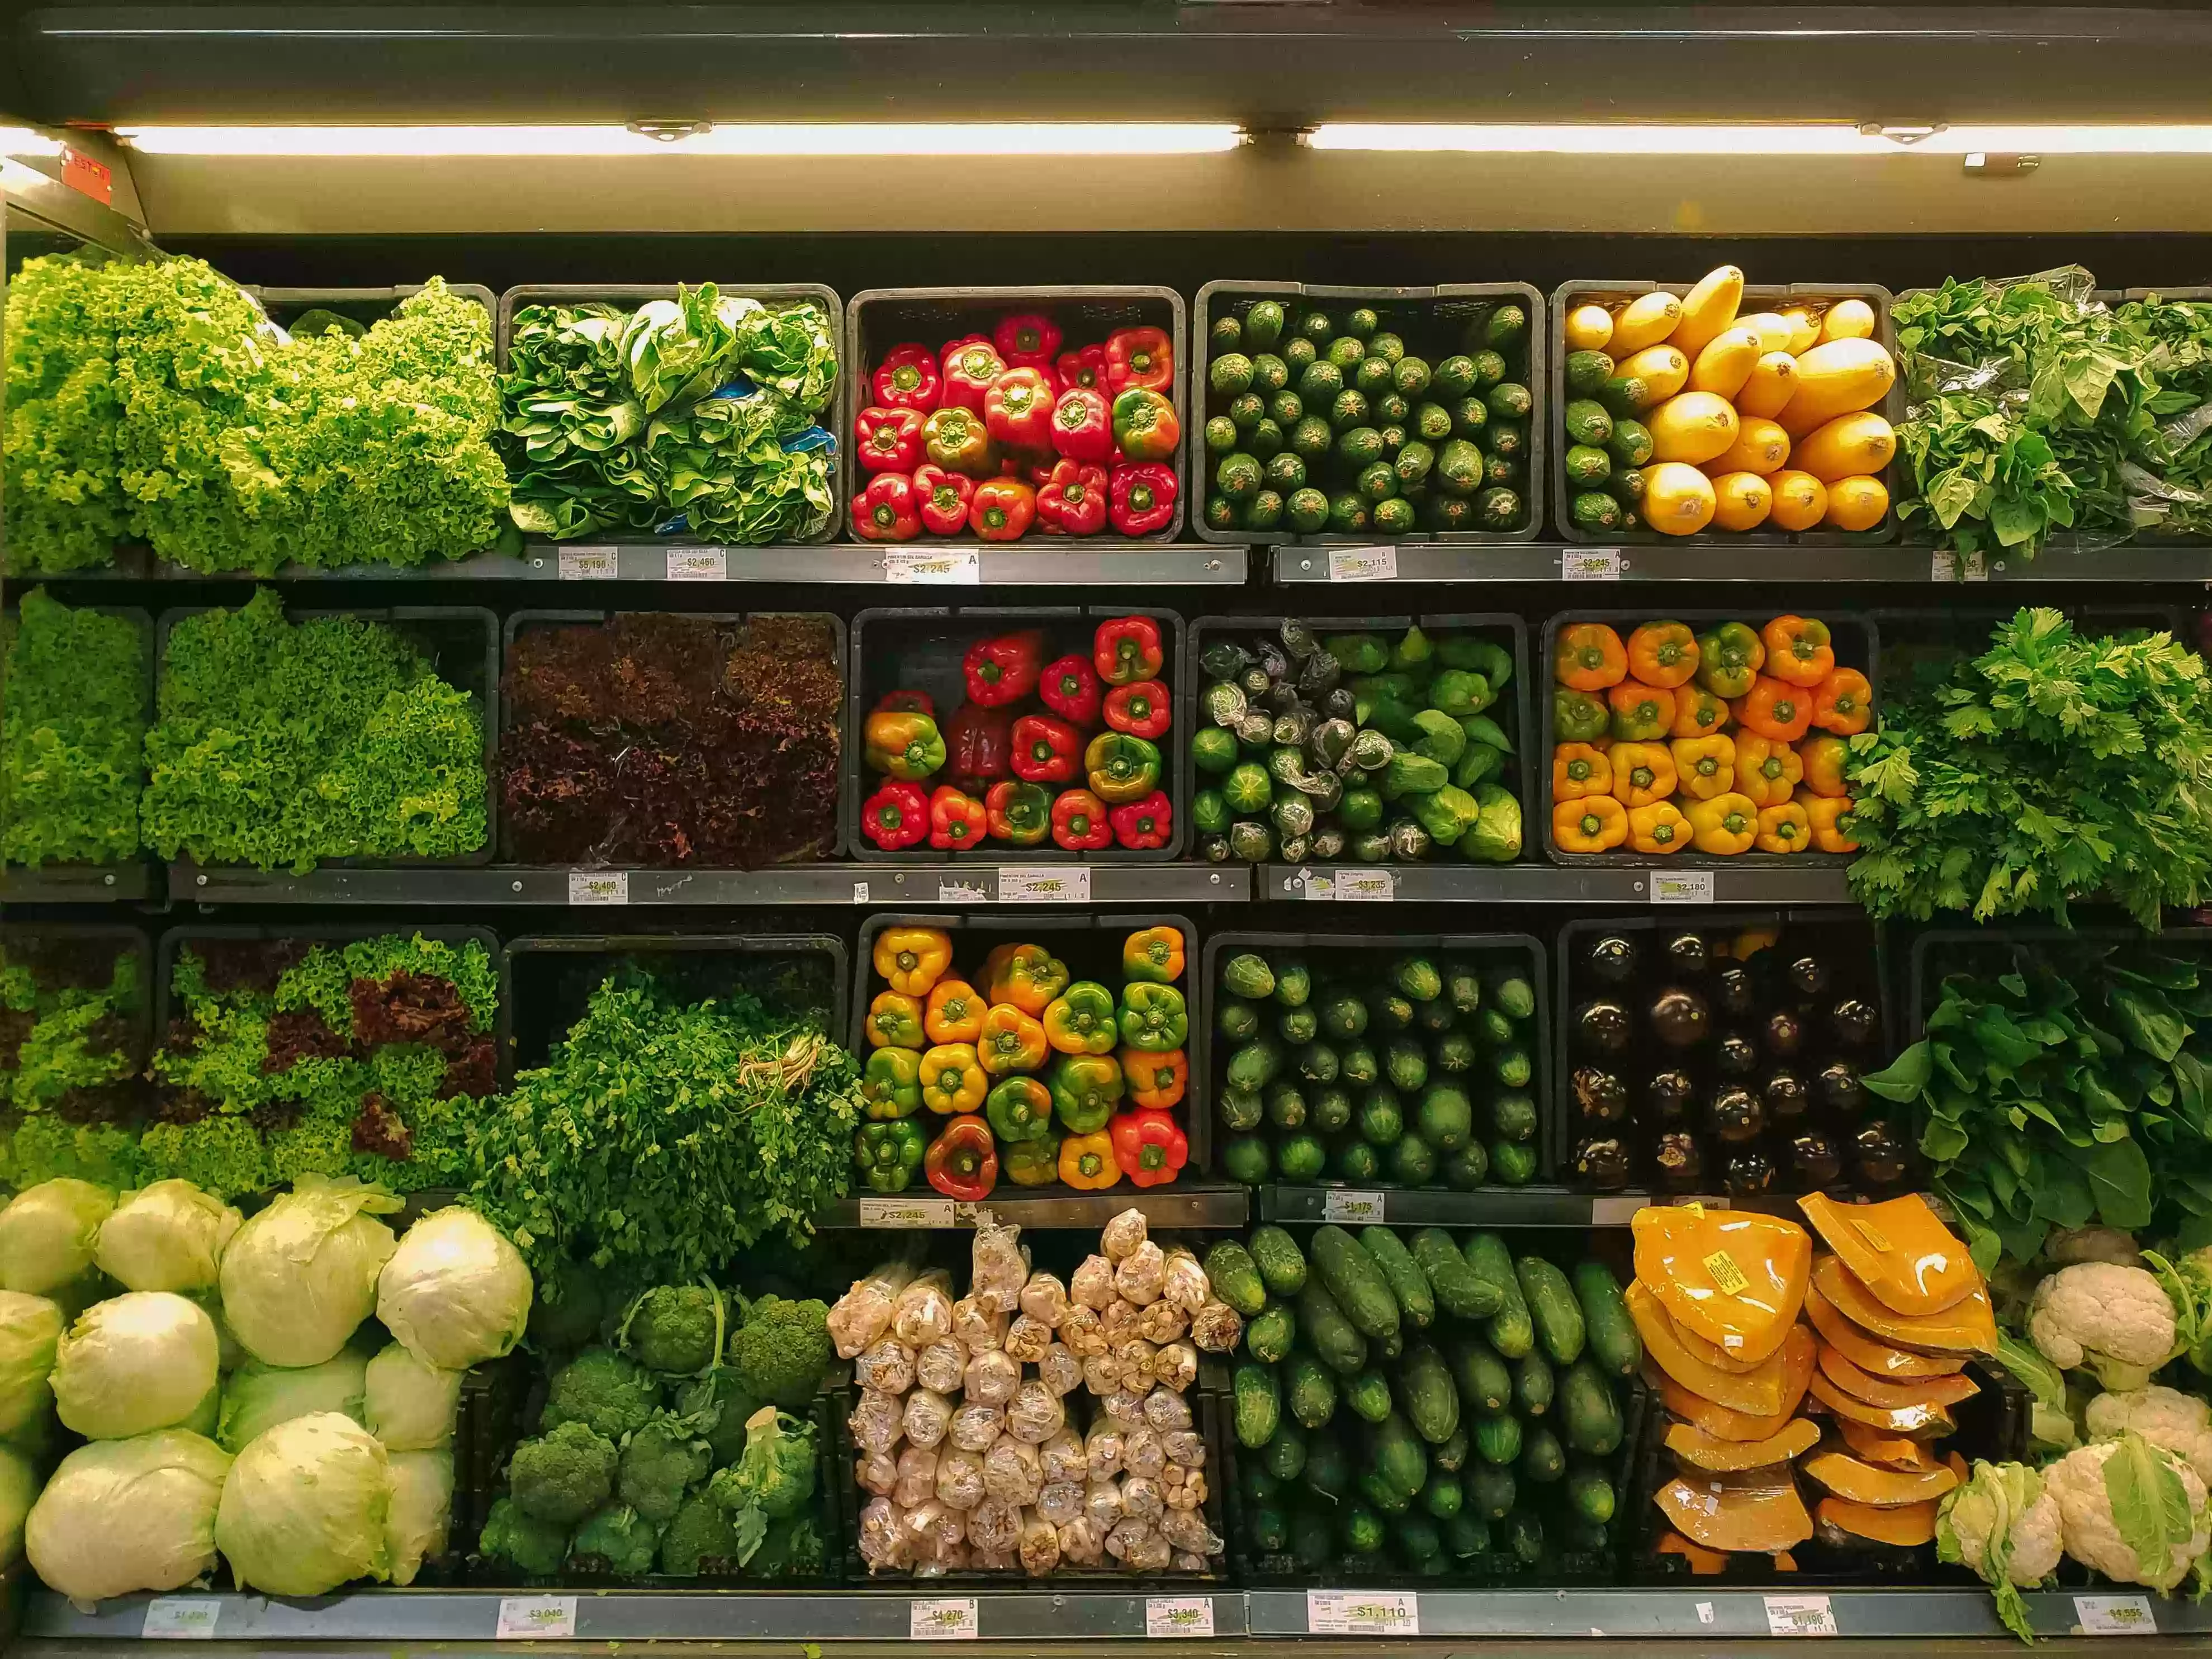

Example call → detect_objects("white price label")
1591 1196 1645 1226
557 546 617 580
1306 1590 1419 1637
1764 1594 1838 1637
886 548 982 585
496 1596 578 1640
1651 869 1716 904
1562 548 1622 581
1323 1189 1388 1224
859 1197 955 1229
910 1598 979 1640
1929 549 1958 581
141 1600 220 1640
851 881 871 903
1963 549 1990 581
998 866 1091 903
1301 871 1335 900
1146 1598 1215 1639
1695 1602 1716 1627
1327 546 1398 582
1333 868 1396 902
938 878 990 903
567 870 628 906
665 547 725 581
2075 1595 2156 1635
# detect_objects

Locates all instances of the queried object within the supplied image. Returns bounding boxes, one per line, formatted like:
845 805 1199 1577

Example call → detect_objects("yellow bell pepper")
923 978 986 1045
1059 1130 1122 1189
1121 927 1185 984
1552 742 1612 802
920 1042 987 1115
865 991 927 1050
977 1004 1049 1075
1797 733 1850 799
1553 795 1628 852
1670 733 1736 802
1628 800 1691 855
874 927 953 996
1799 790 1860 853
982 942 1070 1015
1608 741 1676 809
1685 793 1758 856
1734 733 1803 808
1755 800 1812 854
1670 684 1729 740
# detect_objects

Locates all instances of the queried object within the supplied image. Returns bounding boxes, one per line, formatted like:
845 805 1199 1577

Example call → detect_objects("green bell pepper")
1050 1052 1125 1134
1043 981 1120 1055
862 1047 925 1120
855 1120 927 1191
1084 732 1162 804
984 1075 1055 1144
1003 1132 1062 1187
1553 687 1609 744
1119 982 1189 1051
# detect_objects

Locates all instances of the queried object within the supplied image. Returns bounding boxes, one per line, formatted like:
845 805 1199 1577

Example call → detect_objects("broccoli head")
619 1413 715 1524
709 1406 820 1524
478 1495 570 1578
619 1282 729 1377
541 1345 660 1441
567 1501 662 1577
675 1367 766 1469
508 1419 619 1526
659 1491 741 1578
726 1295 834 1410
747 1514 825 1579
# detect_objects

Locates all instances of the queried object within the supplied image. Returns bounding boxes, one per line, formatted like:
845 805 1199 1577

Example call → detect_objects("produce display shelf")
1257 1183 1679 1227
1261 862 1853 904
817 1181 1248 1231
0 863 153 903
1271 541 2212 583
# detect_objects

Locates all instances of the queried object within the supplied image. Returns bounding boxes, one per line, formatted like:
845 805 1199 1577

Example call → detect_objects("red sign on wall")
61 146 112 206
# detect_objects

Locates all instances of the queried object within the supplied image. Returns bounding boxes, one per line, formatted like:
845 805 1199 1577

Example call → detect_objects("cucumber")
1472 1412 1522 1466
1503 1508 1545 1563
1512 1348 1554 1418
1265 1421 1309 1481
1287 1354 1339 1429
1447 1334 1512 1414
1205 1240 1268 1317
1249 1224 1308 1296
1359 1225 1436 1328
1572 1259 1642 1377
1247 1502 1289 1552
1399 1514 1443 1564
1434 1424 1471 1473
1566 1461 1617 1524
1558 1516 1612 1555
1444 1509 1489 1558
1360 1467 1413 1515
1559 1357 1625 1456
1397 1342 1461 1445
1345 1368 1395 1424
1421 1470 1463 1519
1246 1300 1297 1364
1515 1257 1587 1364
1462 1233 1533 1358
1291 1504 1335 1569
1239 1459 1278 1510
1234 1360 1281 1448
1412 1227 1502 1319
1518 1423 1565 1484
1296 1281 1370 1376
1371 1411 1429 1499
1339 1500 1386 1555
1465 1463 1517 1521
1312 1225 1402 1342
1302 1434 1350 1501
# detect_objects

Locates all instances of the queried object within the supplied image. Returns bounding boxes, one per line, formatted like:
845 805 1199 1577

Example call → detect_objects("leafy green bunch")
1 942 144 1191
1 588 149 866
1846 608 2212 927
3 254 135 573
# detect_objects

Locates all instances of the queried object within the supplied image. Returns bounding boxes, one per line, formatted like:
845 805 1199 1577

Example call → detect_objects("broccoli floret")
541 1345 660 1441
619 1413 714 1524
528 1259 614 1353
659 1492 741 1578
508 1419 619 1526
619 1282 728 1377
478 1495 570 1578
567 1502 662 1577
709 1406 818 1520
747 1514 825 1579
674 1368 766 1469
726 1295 834 1410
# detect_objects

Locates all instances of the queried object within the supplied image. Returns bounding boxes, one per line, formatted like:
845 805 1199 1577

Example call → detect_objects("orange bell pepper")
920 1042 988 1114
1608 741 1677 808
982 941 1069 1015
1684 792 1758 855
1671 684 1728 739
1735 733 1804 807
1059 1130 1121 1189
924 977 986 1044
1552 742 1612 802
1628 800 1691 855
865 990 927 1050
1755 800 1812 854
1760 615 1835 688
874 926 953 996
1799 791 1860 853
1670 733 1736 801
1812 667 1873 736
1626 620 1701 689
1553 795 1629 852
1121 926 1185 984
1122 1047 1188 1110
1553 623 1627 691
1798 733 1850 798
1732 675 1813 743
977 1003 1049 1075
1608 680 1677 742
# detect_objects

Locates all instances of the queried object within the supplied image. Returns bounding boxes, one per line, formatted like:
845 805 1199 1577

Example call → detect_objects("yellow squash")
1779 338 1897 435
1611 291 1684 355
1669 264 1747 361
1618 344 1690 405
1765 470 1827 532
1818 297 1877 342
1712 418 1791 477
1735 352 1802 419
1648 392 1742 465
1642 463 1718 537
1793 412 1897 484
1823 475 1890 531
1710 472 1774 532
1688 326 1763 399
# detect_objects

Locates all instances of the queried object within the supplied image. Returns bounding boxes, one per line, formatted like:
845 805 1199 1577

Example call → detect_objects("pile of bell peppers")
1548 614 1868 859
852 310 1183 543
857 923 1193 1199
860 616 1177 854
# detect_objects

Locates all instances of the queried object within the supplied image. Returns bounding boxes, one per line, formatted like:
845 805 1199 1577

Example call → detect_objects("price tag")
1591 1196 1645 1225
567 870 628 906
665 547 726 581
1146 1598 1215 1639
1929 549 1958 581
910 1598 979 1640
938 878 989 903
1651 869 1716 904
859 1197 955 1229
887 548 982 585
496 1596 578 1640
141 1600 220 1640
1301 871 1335 900
1328 546 1398 582
1306 1590 1419 1637
998 866 1091 903
1334 868 1396 902
1764 1594 1838 1637
1562 548 1622 581
1323 1190 1388 1224
851 881 871 903
1695 1602 1716 1627
61 148 114 206
1963 549 1990 581
558 546 617 580
2076 1594 2156 1635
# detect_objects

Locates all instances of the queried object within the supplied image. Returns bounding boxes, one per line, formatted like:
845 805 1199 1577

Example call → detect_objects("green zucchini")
1572 1259 1642 1377
1412 1227 1502 1319
1359 1225 1436 1328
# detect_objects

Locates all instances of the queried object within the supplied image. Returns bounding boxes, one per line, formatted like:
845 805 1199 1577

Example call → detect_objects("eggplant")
1715 1032 1759 1077
1324 687 1358 722
1645 1069 1697 1124
1762 1070 1810 1126
1788 954 1829 998
1649 988 1711 1049
1714 963 1758 1018
1280 619 1320 661
1723 1148 1777 1198
1199 639 1253 681
1831 998 1879 1047
1764 1008 1803 1059
1817 1060 1865 1117
1574 1136 1632 1190
1573 999 1633 1056
1571 1067 1628 1125
1788 1129 1843 1188
1585 933 1638 986
1854 1120 1911 1188
1663 932 1712 978
1708 1086 1763 1145
1296 649 1342 699
1653 1130 1704 1192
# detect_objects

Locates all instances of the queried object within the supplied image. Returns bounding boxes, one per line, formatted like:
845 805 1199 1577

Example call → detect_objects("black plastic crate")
1188 281 1546 546
0 919 154 1084
1550 278 1902 547
0 600 154 881
1903 923 2212 1044
845 606 1188 863
244 282 497 332
1537 608 1879 870
1868 602 2183 705
845 285 1188 546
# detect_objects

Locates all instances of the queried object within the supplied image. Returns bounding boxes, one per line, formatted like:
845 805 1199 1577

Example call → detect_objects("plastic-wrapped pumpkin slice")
1657 1530 1730 1575
1804 1278 1969 1379
1667 1416 1820 1473
1806 1369 1955 1438
1654 1470 1814 1554
1633 1207 1812 1364
1835 1417 1938 1470
1800 1448 1962 1507
1649 1368 1803 1443
1816 1342 1981 1411
1809 1253 1997 1357
1629 1282 1817 1417
1816 1495 1938 1548
1800 1193 1981 1316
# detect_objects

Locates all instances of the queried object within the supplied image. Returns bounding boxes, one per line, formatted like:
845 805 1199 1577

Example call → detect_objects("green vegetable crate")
1549 278 1901 547
1187 281 1546 545
1868 602 2183 705
0 919 152 1100
248 282 496 336
844 285 1188 544
1198 931 1552 1193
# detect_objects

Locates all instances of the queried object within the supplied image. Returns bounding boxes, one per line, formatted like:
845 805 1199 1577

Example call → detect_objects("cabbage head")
0 1180 114 1295
376 1207 532 1371
385 1448 453 1586
0 1445 33 1567
216 1352 366 1454
96 1181 241 1293
364 1342 460 1451
26 1429 231 1606
215 1410 391 1596
219 1176 399 1367
53 1292 220 1440
0 1291 62 1438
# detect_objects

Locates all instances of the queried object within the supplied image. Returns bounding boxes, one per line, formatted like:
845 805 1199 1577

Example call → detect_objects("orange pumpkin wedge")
1806 1370 1955 1438
1818 1343 1981 1411
1801 1449 1962 1508
1810 1253 1997 1356
1775 1551 1800 1571
1657 1530 1730 1575
1655 1473 1814 1554
1817 1495 1938 1548
1650 1368 1803 1442
1667 1416 1820 1473
1630 1283 1816 1416
1836 1418 1938 1470
1634 1207 1812 1364
1804 1279 1968 1379
1800 1193 1981 1316
1669 1306 1771 1375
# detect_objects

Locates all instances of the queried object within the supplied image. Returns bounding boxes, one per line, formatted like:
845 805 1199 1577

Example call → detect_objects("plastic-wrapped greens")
1084 1475 1125 1527
1123 1425 1166 1478
1070 1255 1117 1311
1188 1300 1244 1354
1019 1508 1062 1576
895 1445 939 1509
1036 1479 1084 1525
1114 1336 1158 1385
963 1348 1020 1406
949 1400 1004 1452
1036 1343 1082 1399
1102 1387 1148 1425
950 1294 1008 1356
1082 1353 1123 1395
832 1262 917 1358
1161 1508 1221 1556
968 1495 1022 1553
1019 1272 1069 1328
1161 1247 1211 1314
916 1338 965 1395
1115 1241 1167 1306
1137 1298 1189 1346
1143 1390 1192 1433
983 1436 1042 1506
969 1545 1015 1572
851 1388 904 1453
1163 1429 1205 1468
1173 1551 1209 1572
1040 1428 1087 1486
934 1445 986 1511
1100 1210 1148 1263
855 1336 917 1395
970 1218 1027 1314
1058 1515 1105 1565
1107 1516 1164 1567
1004 1378 1065 1445
1002 1314 1052 1365
1060 1305 1107 1357
859 1495 907 1571
902 1388 954 1449
1100 1298 1141 1344
1151 1341 1199 1393
906 1500 966 1565
1083 1420 1125 1480
1122 1474 1165 1523
857 1448 901 1496
892 1269 956 1347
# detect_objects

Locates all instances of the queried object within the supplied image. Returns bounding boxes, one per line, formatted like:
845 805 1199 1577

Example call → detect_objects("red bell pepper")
1095 615 1166 686
1057 344 1106 393
912 464 974 537
1111 387 1180 463
861 780 930 850
993 312 1064 375
941 336 1006 414
873 343 942 413
856 405 923 475
1109 1108 1187 1188
983 367 1057 452
1011 714 1082 783
1105 326 1174 395
1110 790 1173 851
1051 788 1113 851
876 689 936 717
854 472 922 542
1048 386 1114 464
927 784 987 851
1036 459 1109 537
985 779 1052 846
944 701 1012 793
963 631 1046 707
925 1113 997 1201
1103 679 1172 739
1109 464 1178 537
969 477 1036 542
1019 454 1059 489
1039 653 1102 726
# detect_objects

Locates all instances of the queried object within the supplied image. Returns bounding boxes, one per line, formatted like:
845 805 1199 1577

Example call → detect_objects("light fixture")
0 157 53 193
1305 122 2212 157
0 126 65 158
113 124 1248 158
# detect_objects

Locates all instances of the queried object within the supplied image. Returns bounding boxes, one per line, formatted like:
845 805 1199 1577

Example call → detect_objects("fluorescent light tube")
115 124 1247 158
1307 122 2212 157
0 126 65 158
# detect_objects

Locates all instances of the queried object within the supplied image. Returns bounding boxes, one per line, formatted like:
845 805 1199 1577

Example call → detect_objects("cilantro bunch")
2 589 149 867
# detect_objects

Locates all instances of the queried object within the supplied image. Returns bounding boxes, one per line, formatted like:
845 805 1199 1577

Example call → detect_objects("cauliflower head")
1939 1458 2063 1641
2086 1386 2212 1486
541 1346 660 1442
2048 1228 2143 1269
2044 1433 2212 1592
477 1495 569 1578
2029 1263 2177 1391
726 1295 834 1412
508 1419 618 1527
